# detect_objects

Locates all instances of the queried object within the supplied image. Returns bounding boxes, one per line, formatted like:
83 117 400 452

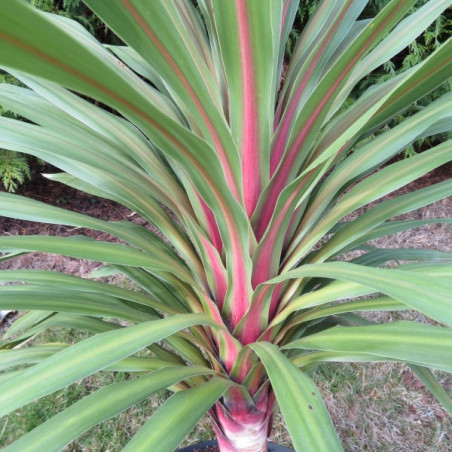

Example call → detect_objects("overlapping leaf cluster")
0 1 451 451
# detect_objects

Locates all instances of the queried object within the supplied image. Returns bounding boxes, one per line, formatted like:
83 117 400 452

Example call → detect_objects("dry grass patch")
1 193 451 450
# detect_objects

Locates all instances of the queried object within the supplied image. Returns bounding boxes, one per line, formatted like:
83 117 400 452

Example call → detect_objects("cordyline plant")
0 0 451 451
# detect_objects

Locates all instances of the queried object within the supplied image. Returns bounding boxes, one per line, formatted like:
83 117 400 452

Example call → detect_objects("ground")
0 162 451 451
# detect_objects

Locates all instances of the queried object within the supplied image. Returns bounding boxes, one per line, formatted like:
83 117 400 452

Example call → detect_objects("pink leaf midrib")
236 0 261 217
121 0 241 201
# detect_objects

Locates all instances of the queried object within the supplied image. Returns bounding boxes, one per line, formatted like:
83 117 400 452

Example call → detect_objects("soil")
1 161 450 335
0 163 450 450
189 447 218 452
1 162 450 274
0 171 149 276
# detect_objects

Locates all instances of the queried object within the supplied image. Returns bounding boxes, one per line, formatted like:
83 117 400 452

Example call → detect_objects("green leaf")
0 2 251 268
314 144 452 262
279 0 365 121
300 91 452 246
2 310 54 339
0 115 200 271
0 314 217 417
291 350 397 370
123 378 231 452
351 248 452 267
210 0 283 212
270 280 374 327
0 345 67 372
332 0 452 114
285 321 452 372
0 234 193 283
85 0 243 197
5 314 119 343
0 286 152 323
9 71 190 210
294 296 407 324
268 262 452 328
285 143 452 267
3 366 214 452
409 365 452 415
251 342 343 452
368 37 452 130
0 270 173 315
346 218 452 252
273 0 419 188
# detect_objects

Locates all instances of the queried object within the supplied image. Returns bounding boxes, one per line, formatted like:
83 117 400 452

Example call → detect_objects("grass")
0 327 168 451
313 362 452 451
0 372 165 451
1 198 451 450
1 326 451 450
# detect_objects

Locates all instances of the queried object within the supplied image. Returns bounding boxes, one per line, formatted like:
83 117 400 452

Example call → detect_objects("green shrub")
0 73 31 192
291 0 452 157
0 1 451 451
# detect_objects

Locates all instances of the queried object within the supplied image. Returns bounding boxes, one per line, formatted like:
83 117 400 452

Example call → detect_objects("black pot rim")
177 439 293 452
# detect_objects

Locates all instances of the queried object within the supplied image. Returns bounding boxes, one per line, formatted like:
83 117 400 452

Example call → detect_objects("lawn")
1 168 451 451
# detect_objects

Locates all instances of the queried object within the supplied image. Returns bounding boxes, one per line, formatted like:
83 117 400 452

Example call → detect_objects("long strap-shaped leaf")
318 38 452 162
330 0 451 117
284 321 452 373
110 265 190 313
284 146 452 268
11 71 193 213
2 366 214 452
270 281 377 327
346 218 452 254
277 0 299 91
0 287 153 324
292 92 452 253
0 314 217 417
278 52 452 250
260 0 419 221
0 345 67 372
283 297 406 334
0 343 178 375
0 81 193 218
350 248 452 267
0 192 186 265
84 0 242 200
273 0 365 173
364 37 452 131
0 189 209 290
0 270 173 314
251 342 343 452
210 0 283 215
0 1 253 328
2 311 56 341
256 36 442 239
0 0 249 242
4 314 119 344
266 262 452 328
0 116 204 276
0 234 194 283
410 365 452 415
250 142 452 331
277 0 346 119
315 178 452 263
123 378 232 452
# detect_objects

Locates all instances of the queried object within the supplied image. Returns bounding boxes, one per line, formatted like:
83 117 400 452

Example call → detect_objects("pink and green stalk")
0 1 452 451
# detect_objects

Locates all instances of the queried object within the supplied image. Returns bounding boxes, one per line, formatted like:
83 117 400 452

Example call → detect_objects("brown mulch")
0 172 151 275
0 163 450 449
186 447 219 452
1 172 134 238
0 162 451 275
